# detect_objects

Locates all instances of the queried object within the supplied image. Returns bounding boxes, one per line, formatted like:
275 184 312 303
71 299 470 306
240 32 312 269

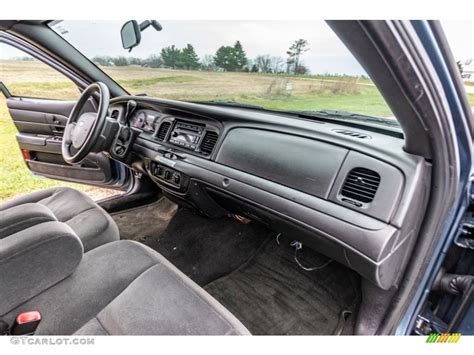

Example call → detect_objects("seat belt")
0 311 42 335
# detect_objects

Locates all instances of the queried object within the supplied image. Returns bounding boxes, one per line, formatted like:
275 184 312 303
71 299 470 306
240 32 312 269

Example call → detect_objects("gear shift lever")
121 100 137 126
113 100 139 159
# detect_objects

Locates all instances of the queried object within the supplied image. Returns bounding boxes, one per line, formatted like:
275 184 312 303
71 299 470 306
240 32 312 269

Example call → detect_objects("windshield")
50 20 395 119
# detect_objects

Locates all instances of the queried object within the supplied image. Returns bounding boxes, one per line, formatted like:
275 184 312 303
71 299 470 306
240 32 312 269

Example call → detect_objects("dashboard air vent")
200 131 218 155
341 167 381 203
156 122 171 141
333 129 371 139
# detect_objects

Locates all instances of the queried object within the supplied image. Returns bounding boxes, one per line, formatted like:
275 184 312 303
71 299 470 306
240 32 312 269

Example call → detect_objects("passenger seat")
0 187 119 252
1 237 250 335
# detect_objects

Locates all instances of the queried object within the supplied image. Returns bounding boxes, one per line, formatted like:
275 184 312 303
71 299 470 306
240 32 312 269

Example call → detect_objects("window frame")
0 31 89 100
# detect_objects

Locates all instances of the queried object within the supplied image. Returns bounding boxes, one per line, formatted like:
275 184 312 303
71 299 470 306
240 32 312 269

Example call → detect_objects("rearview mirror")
121 20 163 52
121 20 141 51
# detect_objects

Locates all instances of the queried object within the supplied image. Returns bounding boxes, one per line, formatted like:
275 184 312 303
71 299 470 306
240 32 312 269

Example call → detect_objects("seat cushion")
3 240 250 335
0 187 119 252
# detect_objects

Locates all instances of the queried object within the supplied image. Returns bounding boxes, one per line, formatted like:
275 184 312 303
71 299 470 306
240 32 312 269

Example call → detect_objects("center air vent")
333 129 371 139
341 167 381 203
156 122 171 141
200 131 218 155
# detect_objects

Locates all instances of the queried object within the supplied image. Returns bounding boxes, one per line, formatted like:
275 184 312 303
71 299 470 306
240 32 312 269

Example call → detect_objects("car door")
0 43 128 188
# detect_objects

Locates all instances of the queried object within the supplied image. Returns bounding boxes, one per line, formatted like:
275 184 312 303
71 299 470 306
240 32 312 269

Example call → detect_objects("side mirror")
121 20 162 52
121 20 142 51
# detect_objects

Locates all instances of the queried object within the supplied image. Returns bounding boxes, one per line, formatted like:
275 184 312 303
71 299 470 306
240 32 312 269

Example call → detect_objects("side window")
0 43 80 100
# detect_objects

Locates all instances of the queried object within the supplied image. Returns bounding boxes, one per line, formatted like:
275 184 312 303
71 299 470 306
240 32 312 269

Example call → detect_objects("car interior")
0 20 471 336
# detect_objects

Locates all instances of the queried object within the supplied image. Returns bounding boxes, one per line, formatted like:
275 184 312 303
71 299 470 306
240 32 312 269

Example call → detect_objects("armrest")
0 203 57 239
0 221 83 315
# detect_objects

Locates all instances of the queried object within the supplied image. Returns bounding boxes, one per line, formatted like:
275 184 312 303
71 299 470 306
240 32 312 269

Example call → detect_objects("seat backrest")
0 203 57 239
0 221 83 315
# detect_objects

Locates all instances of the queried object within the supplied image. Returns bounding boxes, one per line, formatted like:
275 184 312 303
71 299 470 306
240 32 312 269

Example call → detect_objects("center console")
145 159 189 193
168 121 206 151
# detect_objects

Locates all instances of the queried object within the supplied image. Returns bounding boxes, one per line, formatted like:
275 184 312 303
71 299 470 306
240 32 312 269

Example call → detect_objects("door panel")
6 96 127 187
8 97 73 135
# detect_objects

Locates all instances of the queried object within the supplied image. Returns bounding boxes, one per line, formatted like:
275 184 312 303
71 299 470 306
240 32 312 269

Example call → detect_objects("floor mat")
141 208 272 286
112 197 178 241
204 235 360 335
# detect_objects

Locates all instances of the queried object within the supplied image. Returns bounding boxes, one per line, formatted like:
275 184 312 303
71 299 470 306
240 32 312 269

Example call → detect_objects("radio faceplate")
168 121 205 151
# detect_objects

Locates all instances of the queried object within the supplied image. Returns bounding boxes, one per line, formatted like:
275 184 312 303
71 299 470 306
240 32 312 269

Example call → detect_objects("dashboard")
128 108 221 156
108 96 430 290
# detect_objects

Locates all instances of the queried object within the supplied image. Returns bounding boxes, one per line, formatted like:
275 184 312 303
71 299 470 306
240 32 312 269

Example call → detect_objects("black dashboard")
108 96 430 290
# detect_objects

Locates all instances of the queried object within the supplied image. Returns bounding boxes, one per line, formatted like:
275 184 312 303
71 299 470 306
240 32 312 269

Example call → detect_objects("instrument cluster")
131 110 161 133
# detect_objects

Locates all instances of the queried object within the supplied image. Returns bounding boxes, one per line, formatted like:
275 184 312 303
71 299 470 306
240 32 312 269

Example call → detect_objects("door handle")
52 127 64 135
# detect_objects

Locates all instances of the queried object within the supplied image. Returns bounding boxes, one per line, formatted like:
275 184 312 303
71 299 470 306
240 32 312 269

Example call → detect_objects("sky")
1 20 473 75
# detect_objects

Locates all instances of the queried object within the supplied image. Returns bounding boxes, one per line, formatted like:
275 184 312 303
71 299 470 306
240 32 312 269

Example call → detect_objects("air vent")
110 109 119 119
341 168 381 203
156 122 171 141
200 131 218 155
333 129 371 139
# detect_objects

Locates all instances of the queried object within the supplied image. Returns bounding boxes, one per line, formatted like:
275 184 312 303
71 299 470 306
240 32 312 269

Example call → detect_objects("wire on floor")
290 240 333 272
334 310 353 335
275 233 333 272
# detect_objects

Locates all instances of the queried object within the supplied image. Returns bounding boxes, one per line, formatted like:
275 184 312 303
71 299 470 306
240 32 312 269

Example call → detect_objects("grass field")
0 60 122 201
1 59 474 201
0 101 120 201
108 67 394 117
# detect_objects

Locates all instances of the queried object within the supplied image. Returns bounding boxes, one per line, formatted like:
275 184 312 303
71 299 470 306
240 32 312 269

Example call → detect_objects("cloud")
441 20 473 62
39 20 367 74
1 20 472 76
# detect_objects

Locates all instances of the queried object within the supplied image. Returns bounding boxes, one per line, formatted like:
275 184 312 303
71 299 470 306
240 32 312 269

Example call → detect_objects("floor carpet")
111 197 178 241
204 235 361 335
125 203 361 334
141 208 272 286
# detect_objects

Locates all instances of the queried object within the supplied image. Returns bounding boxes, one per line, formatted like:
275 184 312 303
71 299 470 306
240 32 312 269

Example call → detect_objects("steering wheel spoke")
63 122 76 146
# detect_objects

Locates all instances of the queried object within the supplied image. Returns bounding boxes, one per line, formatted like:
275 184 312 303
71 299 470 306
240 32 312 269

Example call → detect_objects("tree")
161 45 181 69
14 56 34 62
91 56 113 66
250 64 259 73
270 56 285 74
145 54 162 68
201 54 217 71
180 44 200 70
295 64 309 75
286 39 309 74
214 41 248 72
128 57 143 66
255 55 272 73
112 56 128 67
233 41 248 71
214 46 236 71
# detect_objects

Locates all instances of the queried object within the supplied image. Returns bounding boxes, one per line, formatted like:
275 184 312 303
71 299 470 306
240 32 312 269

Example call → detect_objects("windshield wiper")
292 110 400 128
190 100 265 110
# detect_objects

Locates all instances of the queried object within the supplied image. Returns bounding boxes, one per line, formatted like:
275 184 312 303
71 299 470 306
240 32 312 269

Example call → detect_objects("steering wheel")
62 82 110 164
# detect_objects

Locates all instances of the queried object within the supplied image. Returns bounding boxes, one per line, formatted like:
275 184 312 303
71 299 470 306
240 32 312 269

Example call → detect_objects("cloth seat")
2 240 250 335
0 187 119 252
